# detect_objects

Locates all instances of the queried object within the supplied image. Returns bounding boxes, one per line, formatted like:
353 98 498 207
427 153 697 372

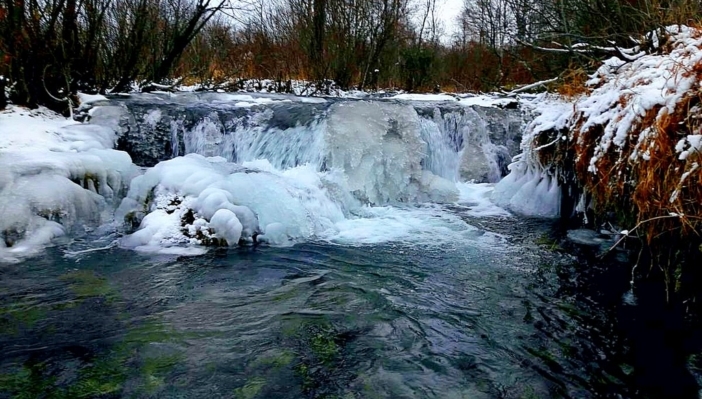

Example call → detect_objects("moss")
68 355 128 398
59 270 117 301
556 301 587 318
524 347 562 373
284 320 358 396
252 349 295 369
140 353 184 393
50 300 79 311
308 327 340 364
0 364 54 399
295 363 314 391
520 385 539 399
233 376 267 399
123 319 175 345
123 317 219 343
535 234 563 252
0 306 192 398
0 304 48 335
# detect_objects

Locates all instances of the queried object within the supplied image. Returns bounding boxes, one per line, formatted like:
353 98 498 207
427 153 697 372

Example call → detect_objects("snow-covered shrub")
498 25 702 298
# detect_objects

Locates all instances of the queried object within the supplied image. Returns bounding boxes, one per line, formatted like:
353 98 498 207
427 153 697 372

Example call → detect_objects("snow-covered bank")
0 106 137 262
497 26 702 222
495 26 702 296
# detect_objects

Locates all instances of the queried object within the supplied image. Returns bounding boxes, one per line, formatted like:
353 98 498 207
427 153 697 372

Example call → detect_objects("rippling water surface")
1 213 699 398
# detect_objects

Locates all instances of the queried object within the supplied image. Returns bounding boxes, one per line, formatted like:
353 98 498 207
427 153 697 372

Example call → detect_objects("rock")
566 229 613 249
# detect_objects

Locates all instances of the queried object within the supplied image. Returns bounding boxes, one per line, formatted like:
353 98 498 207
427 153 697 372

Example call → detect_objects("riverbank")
496 25 702 307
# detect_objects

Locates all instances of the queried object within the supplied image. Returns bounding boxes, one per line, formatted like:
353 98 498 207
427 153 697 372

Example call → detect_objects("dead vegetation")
530 28 702 303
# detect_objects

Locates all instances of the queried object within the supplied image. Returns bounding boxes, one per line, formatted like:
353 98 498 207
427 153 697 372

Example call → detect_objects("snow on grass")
579 25 702 172
495 25 702 229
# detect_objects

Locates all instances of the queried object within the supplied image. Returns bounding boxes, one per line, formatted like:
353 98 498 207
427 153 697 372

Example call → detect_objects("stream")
1 93 701 398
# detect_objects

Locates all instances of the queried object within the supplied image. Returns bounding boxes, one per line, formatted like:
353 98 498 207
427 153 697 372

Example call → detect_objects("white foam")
326 205 483 246
456 183 512 217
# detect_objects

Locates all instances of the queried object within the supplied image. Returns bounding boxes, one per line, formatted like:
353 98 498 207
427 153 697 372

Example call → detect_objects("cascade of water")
229 117 327 170
419 109 461 182
98 95 527 252
117 97 523 188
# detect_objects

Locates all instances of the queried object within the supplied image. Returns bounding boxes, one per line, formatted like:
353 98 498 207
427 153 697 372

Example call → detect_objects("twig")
505 77 558 96
42 64 74 118
599 214 702 259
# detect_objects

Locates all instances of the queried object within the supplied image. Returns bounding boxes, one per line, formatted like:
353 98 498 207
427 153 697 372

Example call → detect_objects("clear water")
2 95 699 398
2 214 698 398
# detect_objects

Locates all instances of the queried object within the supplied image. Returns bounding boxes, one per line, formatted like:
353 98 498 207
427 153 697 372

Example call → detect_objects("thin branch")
599 214 702 259
505 77 558 95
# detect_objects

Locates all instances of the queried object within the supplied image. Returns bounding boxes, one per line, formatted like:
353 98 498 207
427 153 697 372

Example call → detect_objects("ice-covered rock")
492 95 569 218
117 154 349 252
258 222 290 246
0 106 137 262
209 209 243 246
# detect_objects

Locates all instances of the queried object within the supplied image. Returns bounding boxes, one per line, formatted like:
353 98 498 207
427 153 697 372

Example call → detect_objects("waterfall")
88 93 527 252
115 96 523 189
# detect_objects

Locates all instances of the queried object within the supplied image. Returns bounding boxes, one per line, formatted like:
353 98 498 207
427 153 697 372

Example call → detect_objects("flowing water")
1 94 701 398
3 217 700 399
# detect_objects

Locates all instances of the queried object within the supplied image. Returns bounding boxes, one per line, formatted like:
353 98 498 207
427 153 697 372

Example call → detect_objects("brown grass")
532 47 702 299
556 66 590 99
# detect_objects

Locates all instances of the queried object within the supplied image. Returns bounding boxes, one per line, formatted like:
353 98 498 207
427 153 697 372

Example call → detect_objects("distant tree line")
0 0 233 110
181 0 702 94
1 0 700 111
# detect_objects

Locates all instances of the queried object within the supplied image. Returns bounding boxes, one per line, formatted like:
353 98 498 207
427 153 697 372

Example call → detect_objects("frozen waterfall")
1 93 526 258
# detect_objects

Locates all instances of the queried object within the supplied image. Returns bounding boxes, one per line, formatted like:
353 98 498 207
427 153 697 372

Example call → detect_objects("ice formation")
0 106 137 262
325 101 458 204
492 95 569 218
2 92 527 258
113 97 527 253
116 154 350 252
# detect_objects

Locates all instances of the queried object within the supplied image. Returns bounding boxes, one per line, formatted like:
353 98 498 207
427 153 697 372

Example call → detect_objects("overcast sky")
436 0 463 41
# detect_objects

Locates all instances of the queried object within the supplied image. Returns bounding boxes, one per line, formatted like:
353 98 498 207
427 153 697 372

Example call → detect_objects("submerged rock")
566 229 613 249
